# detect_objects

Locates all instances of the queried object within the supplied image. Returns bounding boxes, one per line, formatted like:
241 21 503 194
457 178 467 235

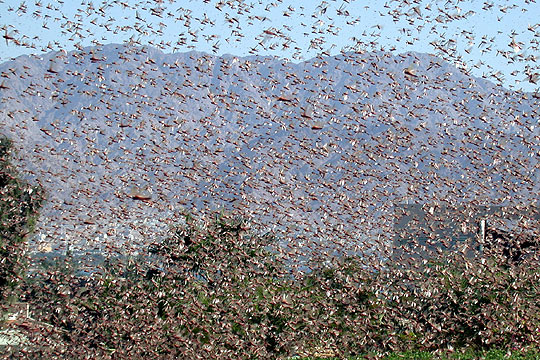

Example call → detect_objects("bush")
24 214 304 359
376 253 540 353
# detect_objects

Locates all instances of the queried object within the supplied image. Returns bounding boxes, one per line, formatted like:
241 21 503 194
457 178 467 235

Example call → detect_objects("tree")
0 136 44 305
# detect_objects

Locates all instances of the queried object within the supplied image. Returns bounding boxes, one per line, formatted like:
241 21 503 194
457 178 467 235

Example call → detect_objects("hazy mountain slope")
0 44 538 252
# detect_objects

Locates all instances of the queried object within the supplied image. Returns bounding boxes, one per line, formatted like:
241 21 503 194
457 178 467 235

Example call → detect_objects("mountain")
0 43 538 254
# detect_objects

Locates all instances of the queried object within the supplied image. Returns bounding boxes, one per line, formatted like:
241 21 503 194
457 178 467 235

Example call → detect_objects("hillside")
0 44 538 253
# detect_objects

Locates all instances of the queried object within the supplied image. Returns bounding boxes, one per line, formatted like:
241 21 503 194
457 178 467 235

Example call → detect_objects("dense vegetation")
0 136 44 307
0 212 535 359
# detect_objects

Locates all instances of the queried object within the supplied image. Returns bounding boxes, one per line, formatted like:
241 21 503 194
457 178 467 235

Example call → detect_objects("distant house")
482 224 540 264
393 203 540 264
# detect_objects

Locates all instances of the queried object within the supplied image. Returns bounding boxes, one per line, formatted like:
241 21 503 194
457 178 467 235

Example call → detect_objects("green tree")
0 136 44 305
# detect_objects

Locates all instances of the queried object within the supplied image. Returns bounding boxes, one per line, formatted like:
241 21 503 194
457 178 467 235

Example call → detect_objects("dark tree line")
0 136 44 306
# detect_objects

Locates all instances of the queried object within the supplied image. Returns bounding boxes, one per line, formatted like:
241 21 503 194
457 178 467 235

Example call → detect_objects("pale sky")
0 0 538 91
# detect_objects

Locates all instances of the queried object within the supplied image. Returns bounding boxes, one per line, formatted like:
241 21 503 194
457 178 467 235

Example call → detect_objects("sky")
0 0 538 92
